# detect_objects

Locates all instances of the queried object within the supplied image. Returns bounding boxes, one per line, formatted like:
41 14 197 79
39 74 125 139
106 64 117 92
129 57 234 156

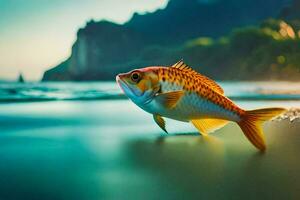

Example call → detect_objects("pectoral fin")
191 118 229 136
153 114 167 133
155 91 184 109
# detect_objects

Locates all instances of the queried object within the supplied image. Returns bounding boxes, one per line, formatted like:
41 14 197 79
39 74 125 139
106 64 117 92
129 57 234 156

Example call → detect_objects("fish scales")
157 67 243 121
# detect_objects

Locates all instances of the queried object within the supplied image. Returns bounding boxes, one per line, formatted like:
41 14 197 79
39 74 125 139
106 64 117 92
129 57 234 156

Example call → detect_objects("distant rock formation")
42 0 293 81
43 20 147 81
18 73 25 83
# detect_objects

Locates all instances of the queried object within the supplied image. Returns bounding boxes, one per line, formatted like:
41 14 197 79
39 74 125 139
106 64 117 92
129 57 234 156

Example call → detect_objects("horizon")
0 0 168 81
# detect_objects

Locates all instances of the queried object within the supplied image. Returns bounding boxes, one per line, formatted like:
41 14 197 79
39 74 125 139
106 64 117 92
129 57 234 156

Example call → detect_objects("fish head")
116 67 160 104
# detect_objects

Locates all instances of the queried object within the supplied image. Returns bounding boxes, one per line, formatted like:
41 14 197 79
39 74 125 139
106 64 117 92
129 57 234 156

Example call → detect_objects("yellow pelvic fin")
155 91 184 109
238 107 286 151
191 118 229 136
153 114 167 133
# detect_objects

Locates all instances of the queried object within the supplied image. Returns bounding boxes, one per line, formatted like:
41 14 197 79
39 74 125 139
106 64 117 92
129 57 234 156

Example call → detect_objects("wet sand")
0 101 299 200
127 119 300 199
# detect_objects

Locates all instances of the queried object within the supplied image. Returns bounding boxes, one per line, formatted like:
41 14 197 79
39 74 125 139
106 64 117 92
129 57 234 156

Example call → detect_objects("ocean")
1 81 300 103
0 81 300 200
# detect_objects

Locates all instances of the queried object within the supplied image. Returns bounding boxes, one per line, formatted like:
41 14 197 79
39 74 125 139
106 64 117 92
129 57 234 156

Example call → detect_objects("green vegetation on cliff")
178 20 300 80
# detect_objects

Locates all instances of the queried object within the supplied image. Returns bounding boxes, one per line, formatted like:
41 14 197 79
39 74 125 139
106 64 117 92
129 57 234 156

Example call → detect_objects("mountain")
126 0 291 44
42 0 294 81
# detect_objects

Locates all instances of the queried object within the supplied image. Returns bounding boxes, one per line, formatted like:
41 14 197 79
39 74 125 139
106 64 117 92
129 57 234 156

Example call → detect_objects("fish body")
116 60 286 151
139 66 242 122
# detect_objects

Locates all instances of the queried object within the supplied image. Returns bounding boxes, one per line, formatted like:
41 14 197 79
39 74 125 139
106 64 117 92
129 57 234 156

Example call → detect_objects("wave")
0 81 299 103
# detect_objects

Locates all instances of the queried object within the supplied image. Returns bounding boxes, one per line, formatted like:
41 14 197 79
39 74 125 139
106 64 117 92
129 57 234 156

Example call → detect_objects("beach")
0 96 299 199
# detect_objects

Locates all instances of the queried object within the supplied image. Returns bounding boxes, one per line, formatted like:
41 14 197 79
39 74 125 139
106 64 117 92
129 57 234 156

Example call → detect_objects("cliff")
43 20 146 81
42 0 297 81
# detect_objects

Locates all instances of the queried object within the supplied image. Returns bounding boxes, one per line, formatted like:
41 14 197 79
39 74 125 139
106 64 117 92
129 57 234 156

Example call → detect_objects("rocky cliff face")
42 0 293 81
43 20 145 81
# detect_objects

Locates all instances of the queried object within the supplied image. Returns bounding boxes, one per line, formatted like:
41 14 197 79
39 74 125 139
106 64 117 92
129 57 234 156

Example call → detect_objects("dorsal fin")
171 59 194 71
171 60 224 94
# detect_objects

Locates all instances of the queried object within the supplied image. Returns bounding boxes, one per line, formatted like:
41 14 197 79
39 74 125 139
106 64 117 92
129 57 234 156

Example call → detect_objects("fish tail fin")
238 107 286 151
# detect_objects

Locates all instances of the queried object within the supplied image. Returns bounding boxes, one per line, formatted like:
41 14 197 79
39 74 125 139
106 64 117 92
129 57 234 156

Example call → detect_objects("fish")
116 60 286 151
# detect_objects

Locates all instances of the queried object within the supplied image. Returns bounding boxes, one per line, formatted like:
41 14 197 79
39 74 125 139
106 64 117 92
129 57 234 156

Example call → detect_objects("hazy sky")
0 0 168 81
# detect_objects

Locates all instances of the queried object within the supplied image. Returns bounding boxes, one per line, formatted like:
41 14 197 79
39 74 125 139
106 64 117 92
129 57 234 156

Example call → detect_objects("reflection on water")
127 121 300 199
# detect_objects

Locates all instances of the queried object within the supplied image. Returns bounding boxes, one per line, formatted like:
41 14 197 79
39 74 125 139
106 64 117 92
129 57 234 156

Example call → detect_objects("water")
0 81 300 200
0 82 122 102
1 81 300 103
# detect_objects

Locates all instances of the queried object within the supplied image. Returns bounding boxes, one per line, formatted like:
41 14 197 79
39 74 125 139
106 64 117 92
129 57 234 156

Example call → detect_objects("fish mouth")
116 75 122 87
116 74 131 95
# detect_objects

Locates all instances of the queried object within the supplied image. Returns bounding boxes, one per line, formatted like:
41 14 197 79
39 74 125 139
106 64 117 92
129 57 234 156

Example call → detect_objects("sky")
0 0 169 81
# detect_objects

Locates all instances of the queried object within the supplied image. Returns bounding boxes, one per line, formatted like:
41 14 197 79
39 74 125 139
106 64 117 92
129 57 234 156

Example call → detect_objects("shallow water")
0 82 300 200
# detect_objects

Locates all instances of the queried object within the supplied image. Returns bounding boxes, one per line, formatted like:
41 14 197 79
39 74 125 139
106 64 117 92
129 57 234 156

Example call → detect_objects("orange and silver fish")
116 60 286 151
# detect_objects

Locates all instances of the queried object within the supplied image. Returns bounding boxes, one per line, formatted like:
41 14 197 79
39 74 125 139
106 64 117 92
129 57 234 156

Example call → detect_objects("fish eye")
131 72 140 82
